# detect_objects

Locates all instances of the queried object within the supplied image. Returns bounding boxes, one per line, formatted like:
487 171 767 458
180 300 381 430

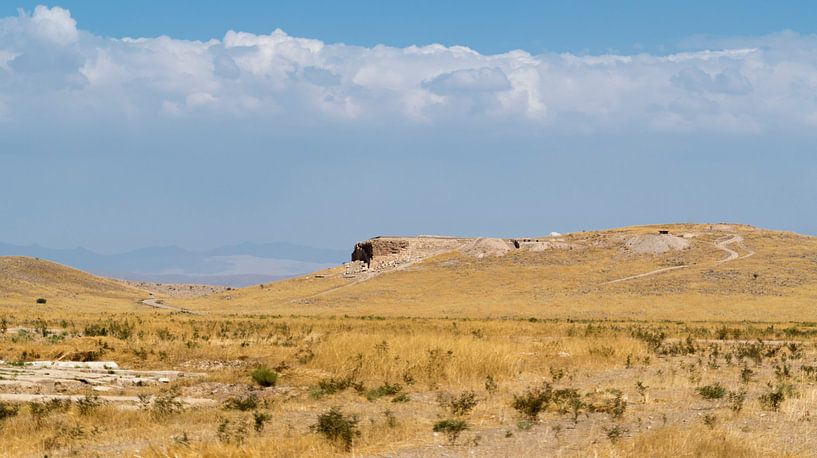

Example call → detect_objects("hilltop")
178 223 817 321
0 257 147 311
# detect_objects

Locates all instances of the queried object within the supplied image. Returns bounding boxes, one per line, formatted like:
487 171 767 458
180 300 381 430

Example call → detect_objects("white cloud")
28 5 78 46
3 6 817 133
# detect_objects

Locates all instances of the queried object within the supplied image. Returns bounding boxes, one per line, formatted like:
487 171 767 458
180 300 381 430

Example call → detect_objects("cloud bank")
3 6 817 133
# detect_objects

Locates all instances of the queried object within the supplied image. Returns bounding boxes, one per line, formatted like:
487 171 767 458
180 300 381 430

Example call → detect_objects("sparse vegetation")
311 407 360 451
3 225 817 455
250 366 278 387
433 419 468 444
696 383 727 400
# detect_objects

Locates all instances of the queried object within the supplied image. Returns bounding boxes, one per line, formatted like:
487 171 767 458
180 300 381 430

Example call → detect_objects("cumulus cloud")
2 6 817 133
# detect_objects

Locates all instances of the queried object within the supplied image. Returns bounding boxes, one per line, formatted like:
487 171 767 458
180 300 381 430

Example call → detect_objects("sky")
2 2 817 252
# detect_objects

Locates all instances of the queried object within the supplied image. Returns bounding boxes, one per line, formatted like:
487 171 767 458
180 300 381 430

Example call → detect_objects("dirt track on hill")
603 233 753 285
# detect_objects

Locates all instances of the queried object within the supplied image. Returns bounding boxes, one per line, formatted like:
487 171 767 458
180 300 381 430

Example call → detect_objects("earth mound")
459 238 512 258
624 234 690 254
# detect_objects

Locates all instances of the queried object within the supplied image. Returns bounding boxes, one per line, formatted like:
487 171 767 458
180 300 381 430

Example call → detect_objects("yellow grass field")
1 223 817 456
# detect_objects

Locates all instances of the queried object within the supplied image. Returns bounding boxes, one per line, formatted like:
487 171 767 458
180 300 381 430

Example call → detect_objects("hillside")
0 256 147 311
178 223 817 321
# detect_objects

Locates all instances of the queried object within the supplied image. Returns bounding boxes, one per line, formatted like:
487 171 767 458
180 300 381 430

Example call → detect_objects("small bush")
512 383 552 420
605 425 628 443
29 399 71 425
151 388 184 419
759 384 793 411
311 407 360 451
728 390 746 413
553 389 586 423
440 390 478 416
217 417 249 445
696 383 727 400
433 419 468 444
75 394 101 416
36 298 47 304
592 390 627 420
0 402 19 421
484 375 498 394
365 382 402 401
251 366 278 388
224 394 259 411
392 393 410 403
253 412 271 432
312 376 364 398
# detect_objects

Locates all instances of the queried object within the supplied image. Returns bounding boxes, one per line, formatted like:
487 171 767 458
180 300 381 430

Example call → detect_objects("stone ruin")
345 235 577 275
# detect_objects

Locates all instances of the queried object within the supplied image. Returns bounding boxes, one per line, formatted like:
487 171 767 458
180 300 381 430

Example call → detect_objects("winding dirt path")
602 233 753 285
601 265 688 285
714 234 755 263
140 298 203 315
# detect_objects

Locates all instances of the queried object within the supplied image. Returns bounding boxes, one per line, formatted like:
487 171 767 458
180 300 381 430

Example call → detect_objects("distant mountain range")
0 242 349 287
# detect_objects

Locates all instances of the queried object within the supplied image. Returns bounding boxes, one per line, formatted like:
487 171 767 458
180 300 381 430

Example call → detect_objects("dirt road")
141 298 202 315
714 234 754 263
602 233 753 285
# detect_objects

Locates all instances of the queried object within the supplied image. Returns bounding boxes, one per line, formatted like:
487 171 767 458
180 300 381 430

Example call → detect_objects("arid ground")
2 223 817 457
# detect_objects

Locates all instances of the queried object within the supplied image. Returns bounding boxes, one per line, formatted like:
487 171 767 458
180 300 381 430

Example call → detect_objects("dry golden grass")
175 223 817 322
2 224 817 456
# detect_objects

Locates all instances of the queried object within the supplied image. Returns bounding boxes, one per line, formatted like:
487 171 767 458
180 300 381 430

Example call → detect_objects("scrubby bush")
75 394 101 416
251 366 278 387
224 394 259 411
365 382 402 401
36 298 47 304
433 419 468 444
512 382 552 420
760 383 794 411
0 402 19 421
311 407 360 451
253 412 271 432
696 383 727 400
439 390 478 416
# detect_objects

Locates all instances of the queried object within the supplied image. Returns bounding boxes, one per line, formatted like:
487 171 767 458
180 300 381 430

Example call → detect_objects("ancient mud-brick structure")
351 238 410 267
351 236 467 270
349 235 575 273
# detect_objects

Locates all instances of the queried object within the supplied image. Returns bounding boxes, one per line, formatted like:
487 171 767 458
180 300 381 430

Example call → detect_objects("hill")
0 241 347 287
178 223 817 321
0 256 147 311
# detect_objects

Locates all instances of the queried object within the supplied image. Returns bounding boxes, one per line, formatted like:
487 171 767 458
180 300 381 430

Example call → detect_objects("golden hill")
178 223 817 322
0 256 146 311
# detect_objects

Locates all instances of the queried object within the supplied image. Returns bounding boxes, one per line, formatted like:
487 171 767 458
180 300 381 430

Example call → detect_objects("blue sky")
2 3 817 252
6 1 817 54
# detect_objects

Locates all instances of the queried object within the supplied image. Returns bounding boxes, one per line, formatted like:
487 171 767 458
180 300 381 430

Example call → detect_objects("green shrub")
511 382 552 420
251 366 278 388
224 394 259 411
311 407 360 451
392 393 410 403
696 383 727 400
759 383 794 411
75 394 101 416
253 412 271 432
0 402 19 421
439 390 478 416
365 382 402 401
433 419 468 444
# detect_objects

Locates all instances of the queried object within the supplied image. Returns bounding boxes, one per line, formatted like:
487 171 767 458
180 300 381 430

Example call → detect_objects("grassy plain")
1 224 817 456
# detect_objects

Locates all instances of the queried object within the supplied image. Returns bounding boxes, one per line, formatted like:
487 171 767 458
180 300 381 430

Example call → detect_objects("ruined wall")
348 235 577 274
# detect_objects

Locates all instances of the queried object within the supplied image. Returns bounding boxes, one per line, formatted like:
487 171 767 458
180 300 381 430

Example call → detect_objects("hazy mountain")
0 242 348 287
